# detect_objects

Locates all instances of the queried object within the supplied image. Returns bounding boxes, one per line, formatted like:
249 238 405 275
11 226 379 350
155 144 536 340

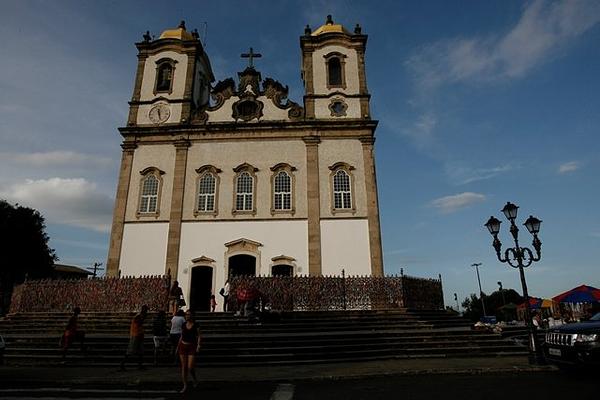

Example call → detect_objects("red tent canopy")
552 285 600 303
517 297 542 309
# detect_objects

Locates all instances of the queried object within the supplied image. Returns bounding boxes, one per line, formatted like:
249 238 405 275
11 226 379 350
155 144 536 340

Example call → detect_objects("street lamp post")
485 201 544 364
471 263 486 317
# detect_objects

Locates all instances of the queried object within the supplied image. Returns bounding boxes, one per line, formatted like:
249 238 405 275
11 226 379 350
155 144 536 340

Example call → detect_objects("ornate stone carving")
205 68 304 122
232 95 264 122
329 98 348 117
238 67 261 95
207 78 235 111
263 78 304 120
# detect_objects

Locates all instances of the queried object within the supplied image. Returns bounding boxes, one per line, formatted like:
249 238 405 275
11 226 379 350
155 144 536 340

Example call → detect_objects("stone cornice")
119 119 378 137
359 136 376 145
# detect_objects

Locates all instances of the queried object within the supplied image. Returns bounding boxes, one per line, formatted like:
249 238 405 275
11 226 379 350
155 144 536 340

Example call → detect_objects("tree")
0 200 57 314
462 289 523 321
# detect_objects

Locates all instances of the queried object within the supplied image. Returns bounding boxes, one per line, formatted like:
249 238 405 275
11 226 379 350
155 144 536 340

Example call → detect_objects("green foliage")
0 199 57 314
461 289 523 321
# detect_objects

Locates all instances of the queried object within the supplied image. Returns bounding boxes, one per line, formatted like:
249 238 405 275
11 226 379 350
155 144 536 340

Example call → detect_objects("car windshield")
591 312 600 321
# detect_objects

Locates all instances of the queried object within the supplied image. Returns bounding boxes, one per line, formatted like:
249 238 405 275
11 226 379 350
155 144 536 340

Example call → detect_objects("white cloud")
558 161 580 174
445 163 517 185
406 0 600 88
2 151 113 167
0 178 113 232
430 192 487 214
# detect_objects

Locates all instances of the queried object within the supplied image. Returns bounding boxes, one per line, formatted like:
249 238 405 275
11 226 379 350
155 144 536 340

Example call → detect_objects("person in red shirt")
61 307 85 360
120 305 148 370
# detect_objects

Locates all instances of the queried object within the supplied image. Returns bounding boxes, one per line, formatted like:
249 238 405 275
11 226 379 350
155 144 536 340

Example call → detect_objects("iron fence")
229 274 444 311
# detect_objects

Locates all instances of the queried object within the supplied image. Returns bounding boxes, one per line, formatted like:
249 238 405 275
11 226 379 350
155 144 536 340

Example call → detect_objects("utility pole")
454 293 460 312
471 263 487 316
87 262 104 278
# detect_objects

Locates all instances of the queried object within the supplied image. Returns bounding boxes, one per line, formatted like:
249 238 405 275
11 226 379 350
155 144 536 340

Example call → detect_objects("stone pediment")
224 238 263 254
191 255 215 264
271 255 296 263
195 67 303 123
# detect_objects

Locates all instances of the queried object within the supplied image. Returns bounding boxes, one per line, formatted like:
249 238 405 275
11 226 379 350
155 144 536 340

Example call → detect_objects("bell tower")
300 15 370 120
127 21 214 127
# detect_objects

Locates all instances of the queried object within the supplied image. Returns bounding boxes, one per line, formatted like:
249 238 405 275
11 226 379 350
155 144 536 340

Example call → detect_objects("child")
210 294 217 312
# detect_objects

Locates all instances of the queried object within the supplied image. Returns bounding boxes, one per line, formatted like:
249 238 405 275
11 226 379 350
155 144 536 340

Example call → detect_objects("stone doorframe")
224 238 263 277
187 256 217 298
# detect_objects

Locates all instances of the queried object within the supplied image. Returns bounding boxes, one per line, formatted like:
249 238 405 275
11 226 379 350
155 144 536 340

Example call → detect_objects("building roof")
159 20 195 41
53 263 93 275
311 15 350 36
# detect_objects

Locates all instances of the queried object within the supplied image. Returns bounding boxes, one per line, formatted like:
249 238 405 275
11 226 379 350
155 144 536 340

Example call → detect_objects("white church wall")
206 97 237 122
311 45 360 94
182 139 308 220
120 222 169 276
125 144 176 221
317 139 368 218
320 219 371 276
139 51 189 101
260 97 293 120
177 220 309 302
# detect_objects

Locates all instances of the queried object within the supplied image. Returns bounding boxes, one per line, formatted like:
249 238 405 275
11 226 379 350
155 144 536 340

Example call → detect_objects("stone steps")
0 309 526 366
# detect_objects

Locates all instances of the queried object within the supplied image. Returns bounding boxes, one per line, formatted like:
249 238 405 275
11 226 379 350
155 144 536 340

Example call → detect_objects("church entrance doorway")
228 254 256 277
189 266 213 311
272 264 293 277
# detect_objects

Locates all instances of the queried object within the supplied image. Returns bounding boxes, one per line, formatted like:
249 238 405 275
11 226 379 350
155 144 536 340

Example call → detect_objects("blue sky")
1 0 598 307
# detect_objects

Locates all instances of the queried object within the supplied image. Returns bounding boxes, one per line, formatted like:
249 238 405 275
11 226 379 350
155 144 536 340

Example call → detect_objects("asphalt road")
0 371 597 399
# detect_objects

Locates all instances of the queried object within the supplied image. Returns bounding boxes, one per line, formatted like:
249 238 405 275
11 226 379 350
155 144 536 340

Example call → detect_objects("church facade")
106 17 384 310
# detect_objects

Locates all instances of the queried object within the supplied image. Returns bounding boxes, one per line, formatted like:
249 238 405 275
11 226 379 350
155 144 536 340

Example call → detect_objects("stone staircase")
0 309 527 366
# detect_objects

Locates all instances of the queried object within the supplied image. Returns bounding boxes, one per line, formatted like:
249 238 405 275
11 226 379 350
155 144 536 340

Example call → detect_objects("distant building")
106 17 384 310
52 264 93 280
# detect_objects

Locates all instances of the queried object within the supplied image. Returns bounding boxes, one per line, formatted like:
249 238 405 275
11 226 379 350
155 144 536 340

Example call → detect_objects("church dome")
159 20 195 40
311 15 350 36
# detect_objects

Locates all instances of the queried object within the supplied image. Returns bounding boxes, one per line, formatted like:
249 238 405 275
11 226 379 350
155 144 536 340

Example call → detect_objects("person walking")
178 310 201 393
152 310 168 365
210 294 217 312
169 309 185 364
61 307 85 360
220 280 230 312
169 281 184 314
120 305 148 370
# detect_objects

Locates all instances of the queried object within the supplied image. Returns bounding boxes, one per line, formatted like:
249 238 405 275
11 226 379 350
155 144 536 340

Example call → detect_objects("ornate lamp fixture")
484 202 545 364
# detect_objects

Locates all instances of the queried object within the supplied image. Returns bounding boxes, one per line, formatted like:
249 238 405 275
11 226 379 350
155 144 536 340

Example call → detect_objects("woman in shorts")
178 310 201 393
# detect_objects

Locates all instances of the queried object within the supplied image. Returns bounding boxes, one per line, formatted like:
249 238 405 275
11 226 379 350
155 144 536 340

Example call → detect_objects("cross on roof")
241 47 262 68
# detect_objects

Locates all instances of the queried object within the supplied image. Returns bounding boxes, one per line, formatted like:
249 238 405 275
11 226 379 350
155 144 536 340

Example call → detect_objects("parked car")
544 312 600 366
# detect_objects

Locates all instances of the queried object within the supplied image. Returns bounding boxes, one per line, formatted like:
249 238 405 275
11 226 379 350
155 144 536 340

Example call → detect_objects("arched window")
233 163 258 214
156 64 173 91
328 57 342 86
138 167 164 216
236 172 254 211
140 175 159 213
329 161 356 213
324 52 346 89
197 173 216 212
154 58 177 94
270 163 296 214
274 171 291 211
333 170 352 209
195 165 221 216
